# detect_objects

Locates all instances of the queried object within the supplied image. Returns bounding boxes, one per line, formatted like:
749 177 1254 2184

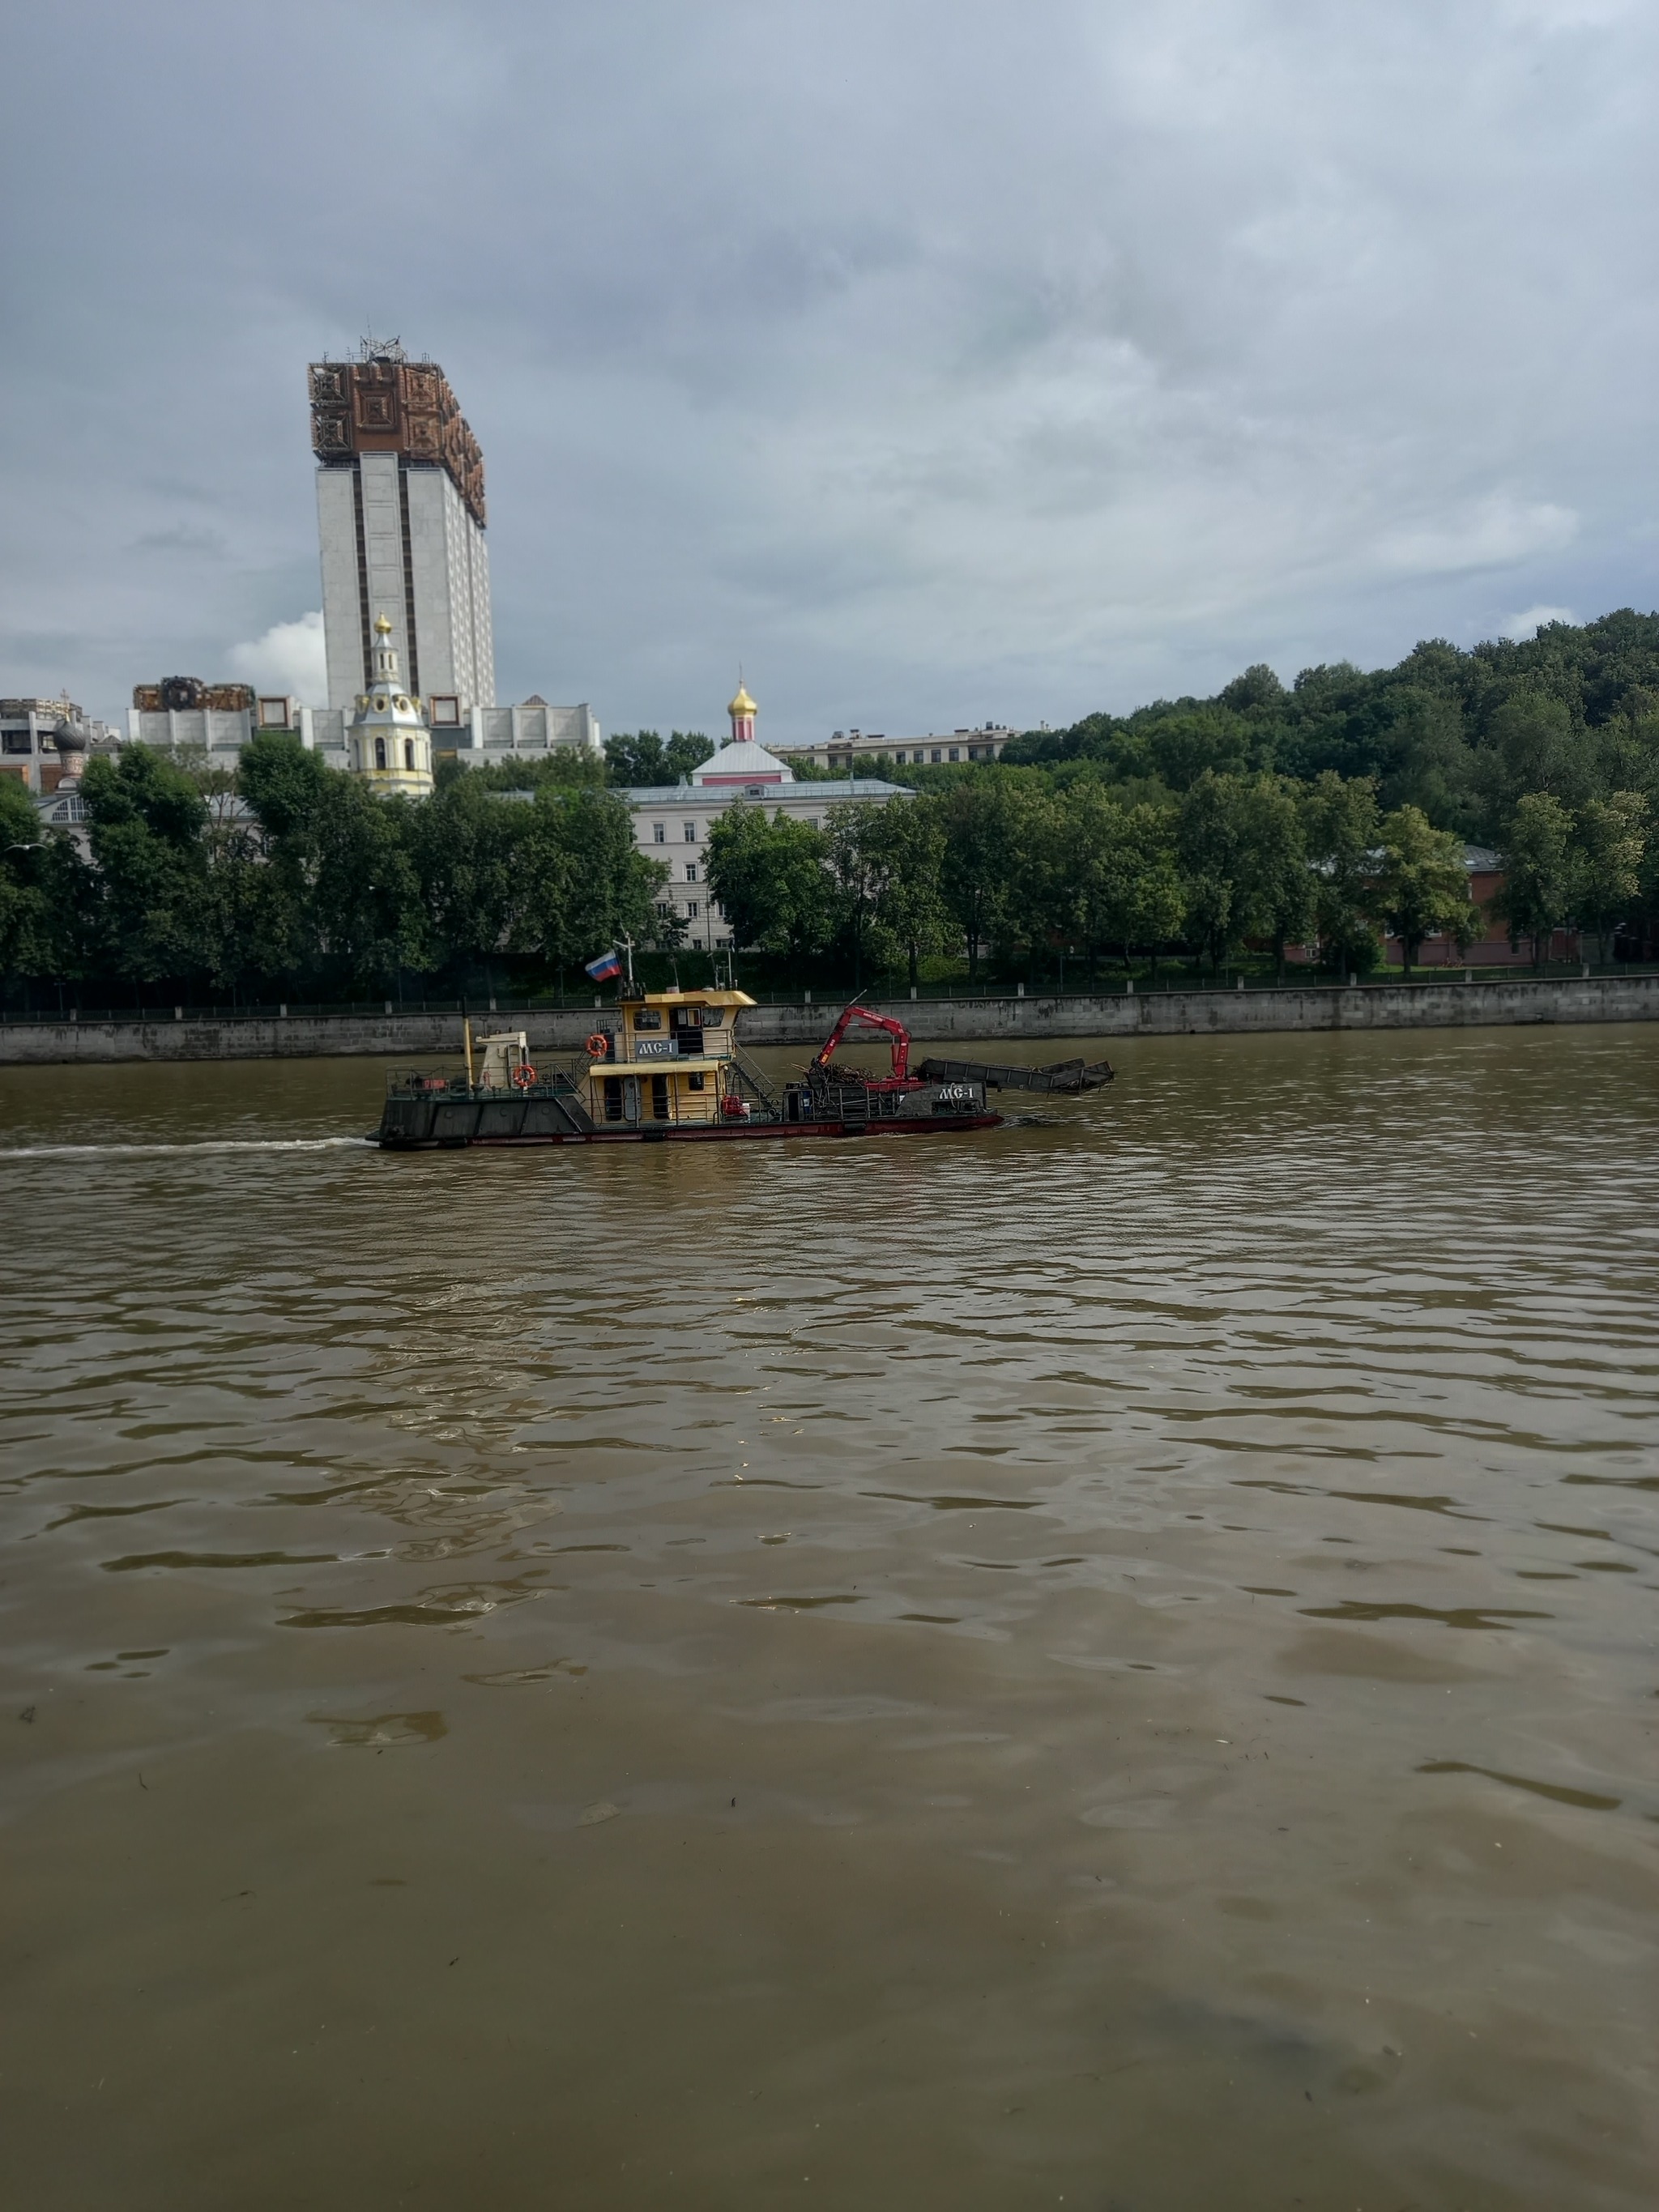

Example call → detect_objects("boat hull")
377 1111 1002 1149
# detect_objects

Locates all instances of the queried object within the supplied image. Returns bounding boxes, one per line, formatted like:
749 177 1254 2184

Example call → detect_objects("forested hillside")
1000 610 1659 842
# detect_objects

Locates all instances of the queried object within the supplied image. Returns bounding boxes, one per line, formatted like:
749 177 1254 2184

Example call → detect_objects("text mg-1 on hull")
375 989 1001 1149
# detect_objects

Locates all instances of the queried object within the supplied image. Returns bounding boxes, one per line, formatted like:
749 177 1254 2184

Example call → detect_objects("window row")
655 899 724 922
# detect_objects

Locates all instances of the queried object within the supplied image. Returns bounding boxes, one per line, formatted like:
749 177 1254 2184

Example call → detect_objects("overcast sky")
3 0 1656 743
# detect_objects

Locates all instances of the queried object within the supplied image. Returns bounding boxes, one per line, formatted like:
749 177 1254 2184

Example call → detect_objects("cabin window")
653 822 666 843
374 736 387 770
650 1075 670 1120
700 1008 724 1026
689 1072 706 1091
633 1008 662 1030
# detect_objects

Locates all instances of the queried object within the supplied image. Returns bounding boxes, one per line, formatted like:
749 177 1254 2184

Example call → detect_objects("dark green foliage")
1175 773 1311 972
1299 771 1382 974
603 731 714 787
704 801 831 959
0 778 92 983
1004 608 1659 844
514 786 673 970
1491 793 1577 968
81 746 211 983
434 752 608 797
1575 793 1648 963
1372 807 1477 974
1036 784 1185 974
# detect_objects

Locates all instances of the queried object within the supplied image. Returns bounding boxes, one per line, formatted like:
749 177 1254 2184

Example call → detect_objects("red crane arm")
808 1003 912 1081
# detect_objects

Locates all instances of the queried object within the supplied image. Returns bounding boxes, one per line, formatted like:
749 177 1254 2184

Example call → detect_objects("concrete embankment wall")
2 974 1656 1065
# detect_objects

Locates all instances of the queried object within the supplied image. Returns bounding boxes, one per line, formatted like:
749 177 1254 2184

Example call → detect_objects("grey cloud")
1 0 1655 735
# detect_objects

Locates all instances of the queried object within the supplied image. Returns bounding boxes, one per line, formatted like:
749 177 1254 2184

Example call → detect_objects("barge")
376 988 1001 1149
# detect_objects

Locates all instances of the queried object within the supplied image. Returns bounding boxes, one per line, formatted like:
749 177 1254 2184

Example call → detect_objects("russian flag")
585 948 624 982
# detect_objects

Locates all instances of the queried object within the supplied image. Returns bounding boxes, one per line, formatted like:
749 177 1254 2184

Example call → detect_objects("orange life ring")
512 1063 537 1089
586 1032 611 1060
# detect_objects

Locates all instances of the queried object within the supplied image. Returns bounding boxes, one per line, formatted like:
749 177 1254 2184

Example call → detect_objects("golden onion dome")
728 683 757 717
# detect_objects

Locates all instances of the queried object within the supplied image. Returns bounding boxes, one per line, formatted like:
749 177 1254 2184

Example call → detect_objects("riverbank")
1 970 1654 1063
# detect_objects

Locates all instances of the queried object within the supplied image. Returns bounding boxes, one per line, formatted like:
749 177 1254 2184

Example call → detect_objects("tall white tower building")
309 339 496 716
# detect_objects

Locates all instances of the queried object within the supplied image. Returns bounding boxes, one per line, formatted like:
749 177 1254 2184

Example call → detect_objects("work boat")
375 990 1001 1149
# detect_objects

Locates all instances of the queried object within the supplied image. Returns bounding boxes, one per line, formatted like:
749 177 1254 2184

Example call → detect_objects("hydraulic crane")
806 1004 921 1093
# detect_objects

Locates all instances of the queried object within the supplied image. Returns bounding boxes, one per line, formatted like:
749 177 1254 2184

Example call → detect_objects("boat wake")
2 1136 373 1158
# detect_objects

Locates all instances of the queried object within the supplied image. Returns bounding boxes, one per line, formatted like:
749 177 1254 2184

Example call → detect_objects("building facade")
309 339 496 716
775 724 1014 773
2 697 121 794
623 686 905 949
126 687 597 774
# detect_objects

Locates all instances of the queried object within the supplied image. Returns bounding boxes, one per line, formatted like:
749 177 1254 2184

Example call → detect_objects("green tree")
1044 786 1184 975
436 750 605 798
517 787 671 974
411 772 531 978
0 779 94 991
1474 693 1588 835
824 803 905 987
237 734 424 991
81 746 211 988
604 731 714 786
1242 776 1314 974
703 800 830 960
1299 772 1381 973
1372 805 1476 974
1574 791 1647 963
1493 792 1578 969
932 774 1038 982
867 799 950 988
1175 772 1310 972
1143 709 1252 792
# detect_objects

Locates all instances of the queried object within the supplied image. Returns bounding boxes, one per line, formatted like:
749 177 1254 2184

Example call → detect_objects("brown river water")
1 1027 1656 2211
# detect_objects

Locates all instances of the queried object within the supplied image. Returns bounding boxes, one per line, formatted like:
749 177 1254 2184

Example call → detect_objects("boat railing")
728 1042 783 1115
385 1065 587 1102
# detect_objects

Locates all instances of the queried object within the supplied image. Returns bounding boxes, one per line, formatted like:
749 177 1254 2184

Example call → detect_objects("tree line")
2 607 1657 1004
0 735 668 1004
703 773 1481 986
701 606 1659 977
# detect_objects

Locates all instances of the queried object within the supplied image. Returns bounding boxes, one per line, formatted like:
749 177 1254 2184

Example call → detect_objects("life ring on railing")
512 1063 537 1089
586 1032 611 1060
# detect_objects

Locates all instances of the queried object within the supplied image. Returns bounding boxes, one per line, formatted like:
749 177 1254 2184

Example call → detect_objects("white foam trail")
2 1136 373 1158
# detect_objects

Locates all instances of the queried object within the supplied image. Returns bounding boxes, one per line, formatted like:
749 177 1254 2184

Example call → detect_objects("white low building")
623 685 905 949
775 723 1015 772
125 688 599 774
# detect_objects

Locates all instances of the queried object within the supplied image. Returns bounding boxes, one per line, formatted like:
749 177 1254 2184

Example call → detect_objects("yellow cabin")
582 987 757 1127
